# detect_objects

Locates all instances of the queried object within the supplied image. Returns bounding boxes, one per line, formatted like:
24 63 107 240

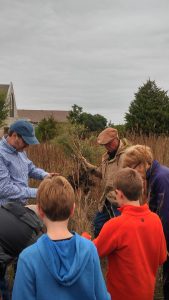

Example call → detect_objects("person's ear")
115 189 120 197
14 133 21 144
70 202 75 217
12 132 18 140
115 189 124 200
38 204 45 219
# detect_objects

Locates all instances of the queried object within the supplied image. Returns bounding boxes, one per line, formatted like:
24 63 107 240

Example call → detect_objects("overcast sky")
0 0 169 124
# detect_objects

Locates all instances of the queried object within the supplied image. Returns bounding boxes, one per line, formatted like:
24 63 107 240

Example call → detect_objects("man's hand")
79 156 96 171
45 172 60 179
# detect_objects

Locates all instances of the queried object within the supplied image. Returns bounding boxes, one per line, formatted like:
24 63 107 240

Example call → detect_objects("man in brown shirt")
81 127 130 237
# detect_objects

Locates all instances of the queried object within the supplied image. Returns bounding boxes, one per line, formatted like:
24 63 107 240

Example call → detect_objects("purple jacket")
147 160 169 247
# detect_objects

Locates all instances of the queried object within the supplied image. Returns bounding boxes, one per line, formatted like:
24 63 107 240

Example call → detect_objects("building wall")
0 82 18 137
5 82 18 126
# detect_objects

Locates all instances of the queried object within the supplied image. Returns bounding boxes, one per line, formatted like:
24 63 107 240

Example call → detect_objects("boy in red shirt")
88 168 167 300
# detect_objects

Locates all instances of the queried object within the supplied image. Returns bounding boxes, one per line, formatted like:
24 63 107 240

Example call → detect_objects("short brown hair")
122 145 153 169
113 167 143 201
37 176 75 221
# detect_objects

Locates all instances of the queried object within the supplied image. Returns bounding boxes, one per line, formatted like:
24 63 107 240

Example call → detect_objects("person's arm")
92 245 111 300
149 176 169 245
93 218 120 257
158 226 167 266
28 160 60 180
80 156 102 178
28 159 49 180
82 219 120 257
12 255 36 300
0 156 37 201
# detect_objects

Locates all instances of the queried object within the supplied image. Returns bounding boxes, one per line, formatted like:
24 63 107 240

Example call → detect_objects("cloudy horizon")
0 0 169 124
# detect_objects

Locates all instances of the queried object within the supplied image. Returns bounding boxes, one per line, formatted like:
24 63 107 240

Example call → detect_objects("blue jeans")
93 200 121 238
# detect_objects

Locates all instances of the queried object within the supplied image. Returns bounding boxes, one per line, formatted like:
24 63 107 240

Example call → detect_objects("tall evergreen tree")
35 116 58 142
125 80 169 135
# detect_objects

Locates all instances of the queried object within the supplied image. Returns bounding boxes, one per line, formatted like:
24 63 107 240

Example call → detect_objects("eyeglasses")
17 134 28 146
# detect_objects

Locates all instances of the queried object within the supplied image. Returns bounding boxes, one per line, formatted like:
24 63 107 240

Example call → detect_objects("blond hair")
37 176 75 221
113 168 143 201
122 145 153 169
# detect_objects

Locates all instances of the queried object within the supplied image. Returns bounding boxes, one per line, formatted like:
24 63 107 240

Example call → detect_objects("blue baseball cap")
9 119 39 145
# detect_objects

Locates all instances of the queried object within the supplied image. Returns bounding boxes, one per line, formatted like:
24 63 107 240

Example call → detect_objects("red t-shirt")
94 204 167 300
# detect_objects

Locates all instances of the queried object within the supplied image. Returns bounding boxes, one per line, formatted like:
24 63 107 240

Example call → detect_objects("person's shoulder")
103 214 124 230
76 232 93 245
148 209 160 218
117 139 131 156
148 209 163 223
152 164 169 186
19 240 38 261
75 233 97 253
158 164 169 177
18 150 28 159
120 138 131 148
102 151 109 160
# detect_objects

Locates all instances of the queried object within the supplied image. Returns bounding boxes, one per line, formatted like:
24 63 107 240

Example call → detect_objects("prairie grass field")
27 133 169 300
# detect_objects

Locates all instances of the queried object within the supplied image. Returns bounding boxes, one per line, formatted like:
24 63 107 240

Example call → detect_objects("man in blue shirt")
0 119 57 205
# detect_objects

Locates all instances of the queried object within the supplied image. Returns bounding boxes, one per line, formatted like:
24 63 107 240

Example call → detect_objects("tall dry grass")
127 133 169 165
27 134 169 234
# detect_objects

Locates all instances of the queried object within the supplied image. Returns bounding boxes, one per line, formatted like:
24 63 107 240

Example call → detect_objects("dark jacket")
0 202 43 264
147 160 169 247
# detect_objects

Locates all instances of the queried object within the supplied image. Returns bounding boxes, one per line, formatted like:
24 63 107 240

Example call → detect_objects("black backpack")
2 202 43 234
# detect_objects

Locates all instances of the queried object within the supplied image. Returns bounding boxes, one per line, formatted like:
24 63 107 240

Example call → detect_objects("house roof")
18 109 69 123
0 84 10 97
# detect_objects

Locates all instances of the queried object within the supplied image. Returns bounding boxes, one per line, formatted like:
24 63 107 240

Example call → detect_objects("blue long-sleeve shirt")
0 137 48 205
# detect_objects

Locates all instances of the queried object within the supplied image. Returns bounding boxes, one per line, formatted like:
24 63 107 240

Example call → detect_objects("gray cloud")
0 0 169 123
